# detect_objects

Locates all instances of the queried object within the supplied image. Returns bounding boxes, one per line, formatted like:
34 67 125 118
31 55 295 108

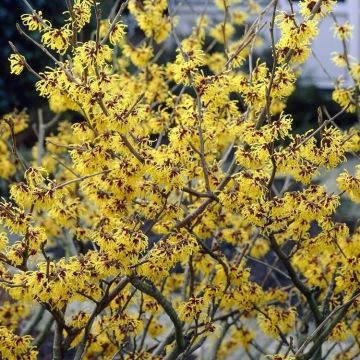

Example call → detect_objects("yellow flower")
179 296 206 322
332 86 357 113
331 52 348 68
21 11 51 31
9 54 25 75
129 0 171 43
210 23 235 44
69 0 92 31
337 171 360 202
299 0 336 19
109 21 127 45
231 327 255 349
41 25 73 54
0 232 8 252
258 306 296 338
332 21 354 41
0 110 29 140
329 321 349 341
24 167 48 188
0 327 37 359
231 10 248 26
350 63 360 82
73 41 112 73
268 355 296 360
122 43 153 68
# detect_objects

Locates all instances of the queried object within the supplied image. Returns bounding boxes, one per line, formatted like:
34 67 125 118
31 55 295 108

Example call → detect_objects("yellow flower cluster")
258 306 296 338
0 327 37 360
128 0 171 43
2 0 360 359
0 110 28 178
